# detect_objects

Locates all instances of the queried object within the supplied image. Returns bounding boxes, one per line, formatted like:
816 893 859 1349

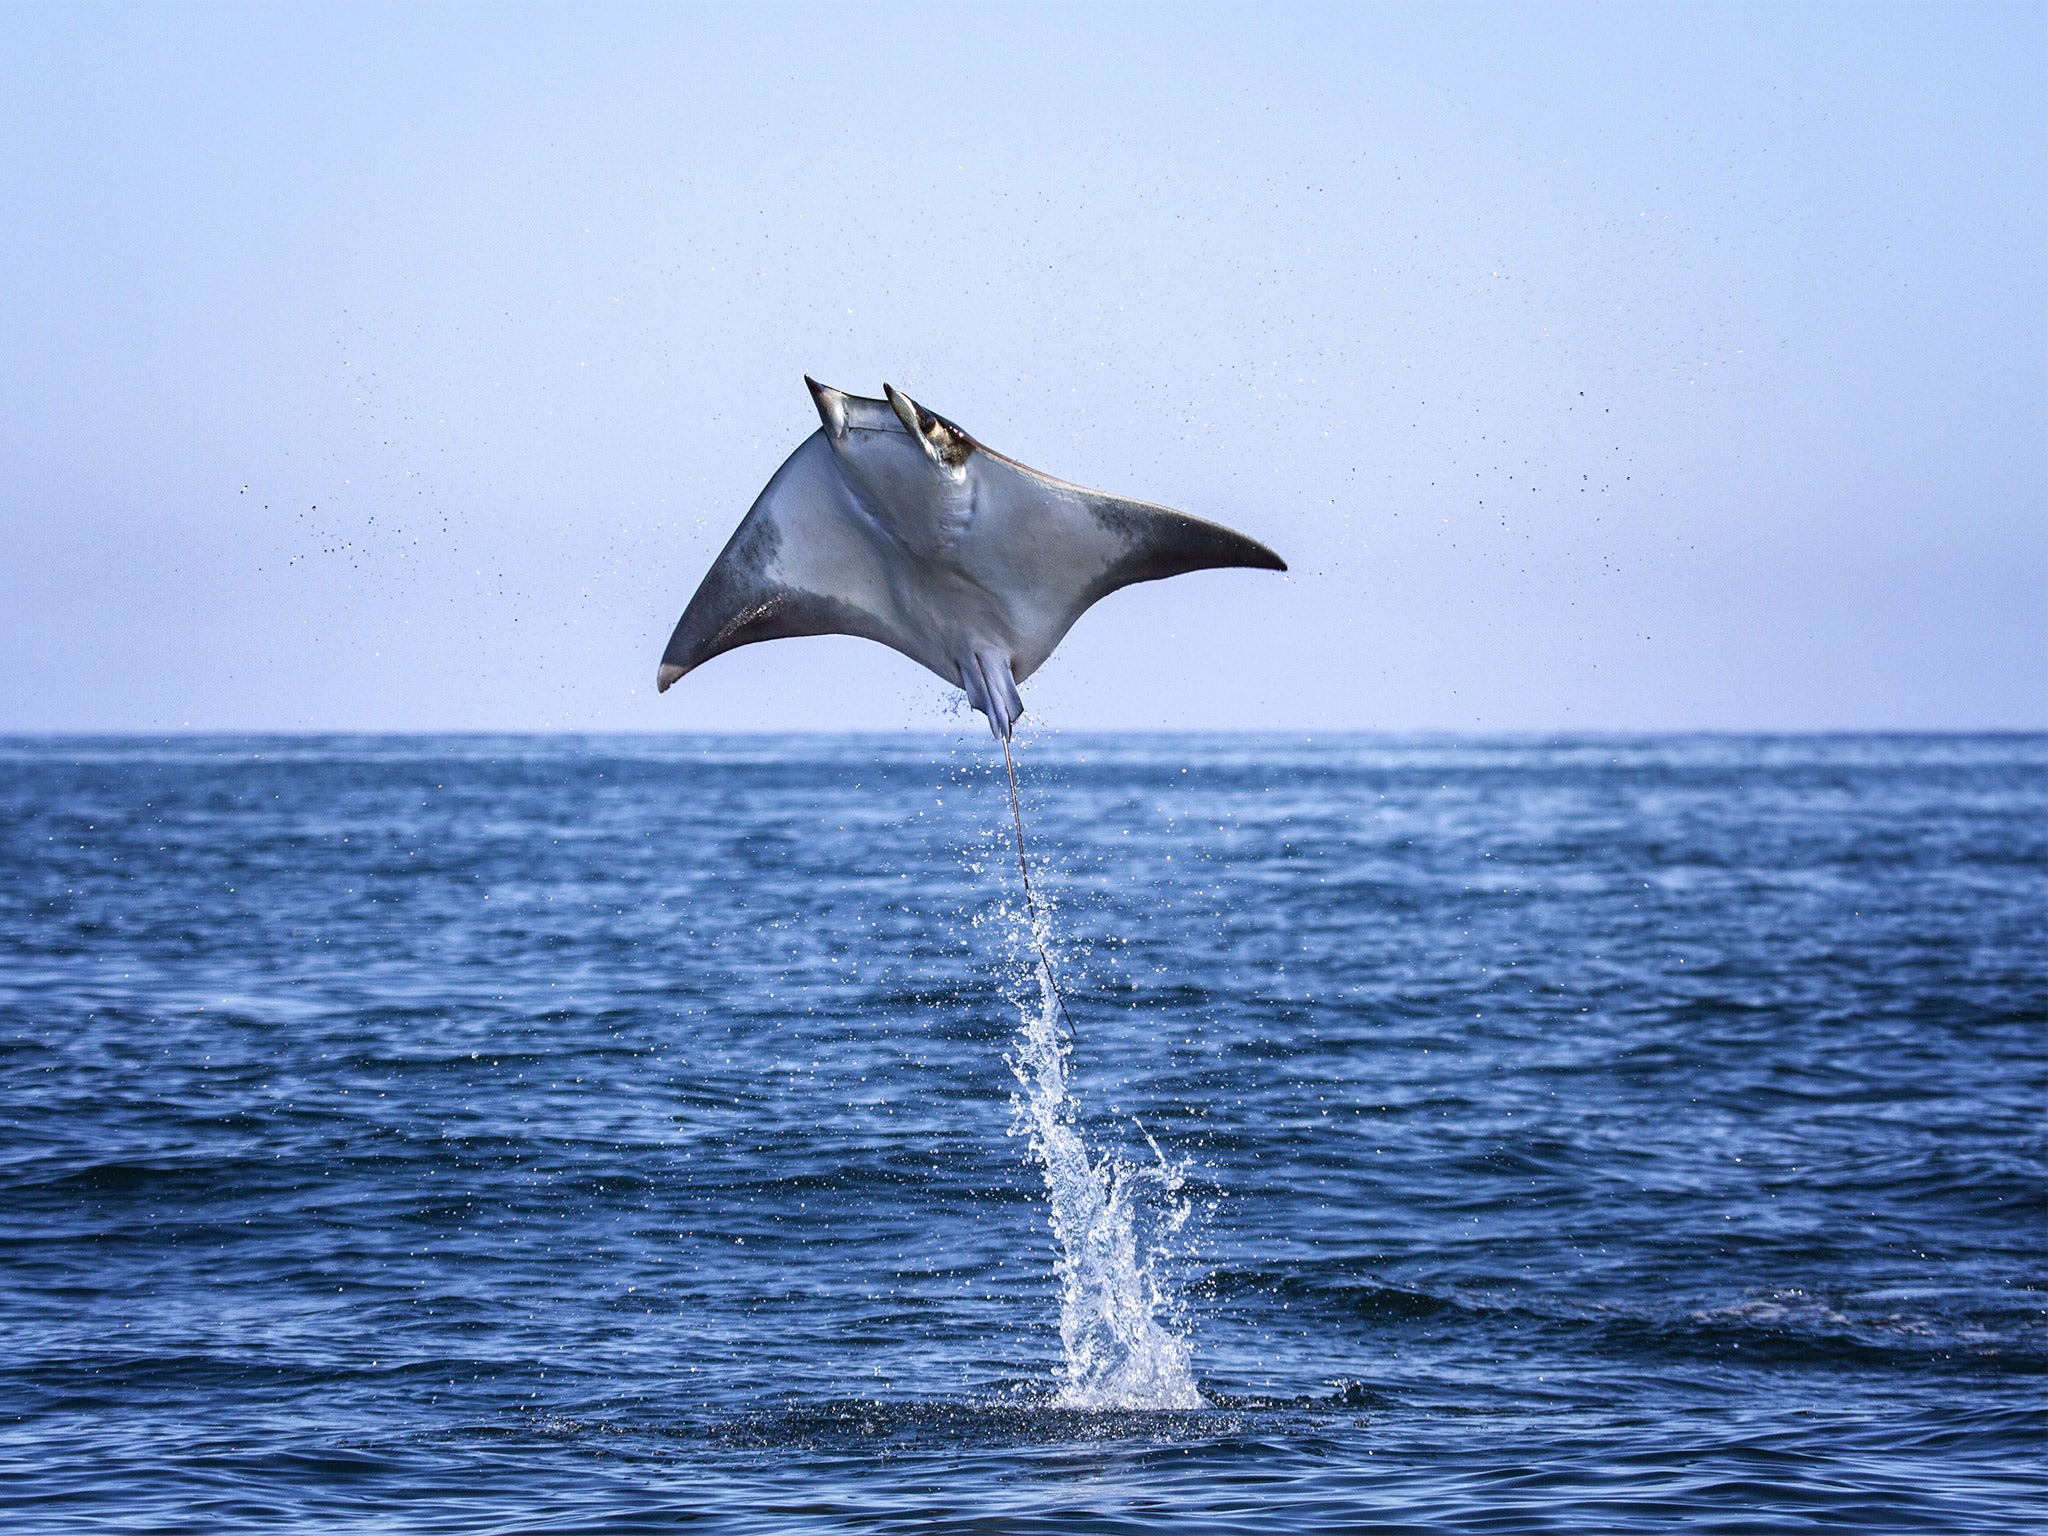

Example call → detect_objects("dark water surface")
2 733 2042 1532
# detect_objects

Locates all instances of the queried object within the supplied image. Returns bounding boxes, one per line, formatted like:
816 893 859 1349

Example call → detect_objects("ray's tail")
1001 735 1081 1051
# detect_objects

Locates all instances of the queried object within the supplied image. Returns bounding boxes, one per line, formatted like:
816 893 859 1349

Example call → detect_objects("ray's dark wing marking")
658 573 891 691
1081 495 1288 605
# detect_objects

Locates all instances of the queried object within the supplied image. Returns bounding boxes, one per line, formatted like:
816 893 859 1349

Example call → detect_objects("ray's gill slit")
998 736 1206 1410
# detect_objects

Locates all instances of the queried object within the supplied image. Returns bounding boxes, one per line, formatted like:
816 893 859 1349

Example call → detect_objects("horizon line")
3 726 2044 741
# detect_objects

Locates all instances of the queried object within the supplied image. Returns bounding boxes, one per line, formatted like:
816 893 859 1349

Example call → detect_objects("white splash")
1006 936 1205 1410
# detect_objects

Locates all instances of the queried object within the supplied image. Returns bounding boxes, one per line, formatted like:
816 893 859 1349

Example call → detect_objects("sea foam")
1006 922 1204 1410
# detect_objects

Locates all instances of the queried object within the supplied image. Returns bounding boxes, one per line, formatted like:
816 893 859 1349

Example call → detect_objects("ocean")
1 733 2041 1532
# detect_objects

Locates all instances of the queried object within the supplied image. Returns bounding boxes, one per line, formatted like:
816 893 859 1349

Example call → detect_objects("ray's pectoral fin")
959 650 1024 740
1084 496 1288 604
657 582 842 692
656 565 872 694
655 478 894 693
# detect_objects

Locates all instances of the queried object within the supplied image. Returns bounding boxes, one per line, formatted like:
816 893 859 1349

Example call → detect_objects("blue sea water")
1 732 2042 1533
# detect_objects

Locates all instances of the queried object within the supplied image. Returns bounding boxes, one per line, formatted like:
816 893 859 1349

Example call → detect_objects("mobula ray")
656 379 1285 737
656 379 1286 1045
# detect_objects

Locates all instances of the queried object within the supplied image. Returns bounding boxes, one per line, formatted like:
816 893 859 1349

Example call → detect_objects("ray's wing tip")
1231 530 1287 572
655 662 686 694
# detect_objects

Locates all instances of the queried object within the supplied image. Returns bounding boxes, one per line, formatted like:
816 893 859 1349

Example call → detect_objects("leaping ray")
655 378 1286 739
656 379 1287 1051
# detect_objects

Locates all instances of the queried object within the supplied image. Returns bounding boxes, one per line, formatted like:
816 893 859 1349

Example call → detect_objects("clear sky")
2 1 2041 733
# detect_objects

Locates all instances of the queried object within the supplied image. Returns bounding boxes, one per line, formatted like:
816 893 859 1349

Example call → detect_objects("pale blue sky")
2 1 2041 732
